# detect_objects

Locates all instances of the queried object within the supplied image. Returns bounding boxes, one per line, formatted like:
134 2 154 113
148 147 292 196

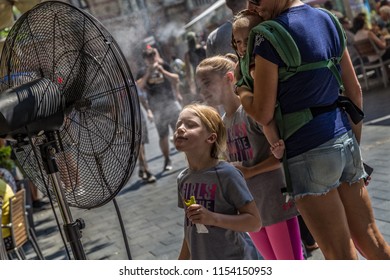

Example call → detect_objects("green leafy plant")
0 145 15 171
0 28 11 39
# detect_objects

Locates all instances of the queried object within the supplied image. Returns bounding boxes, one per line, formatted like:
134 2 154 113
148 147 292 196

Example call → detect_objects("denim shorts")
287 131 367 198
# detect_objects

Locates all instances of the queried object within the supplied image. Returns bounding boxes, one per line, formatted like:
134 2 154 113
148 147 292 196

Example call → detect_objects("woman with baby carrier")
235 0 390 259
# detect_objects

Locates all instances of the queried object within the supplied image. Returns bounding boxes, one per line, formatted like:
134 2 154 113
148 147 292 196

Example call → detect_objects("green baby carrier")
236 8 363 196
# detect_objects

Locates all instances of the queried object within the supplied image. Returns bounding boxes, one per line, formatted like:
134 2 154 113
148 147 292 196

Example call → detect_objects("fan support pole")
40 137 87 260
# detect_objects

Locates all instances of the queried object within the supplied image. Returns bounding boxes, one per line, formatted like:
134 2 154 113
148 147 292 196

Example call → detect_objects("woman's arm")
186 200 261 232
237 55 279 126
156 64 180 84
137 67 152 90
340 49 363 143
368 30 387 50
156 64 182 101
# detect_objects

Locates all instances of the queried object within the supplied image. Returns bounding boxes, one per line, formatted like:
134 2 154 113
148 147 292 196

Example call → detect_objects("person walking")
183 32 206 103
235 0 390 259
137 47 182 172
136 82 156 183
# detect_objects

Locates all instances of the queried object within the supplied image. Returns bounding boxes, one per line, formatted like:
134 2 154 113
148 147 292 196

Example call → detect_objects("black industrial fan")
0 1 142 259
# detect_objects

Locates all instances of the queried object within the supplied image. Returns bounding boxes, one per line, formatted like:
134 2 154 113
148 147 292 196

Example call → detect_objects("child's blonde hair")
196 55 236 77
183 103 226 159
231 9 264 53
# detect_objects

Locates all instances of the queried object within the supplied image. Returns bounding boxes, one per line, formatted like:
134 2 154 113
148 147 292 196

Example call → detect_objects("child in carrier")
232 9 285 160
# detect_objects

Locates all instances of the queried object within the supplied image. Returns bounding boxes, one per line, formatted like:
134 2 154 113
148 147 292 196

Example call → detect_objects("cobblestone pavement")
25 82 390 260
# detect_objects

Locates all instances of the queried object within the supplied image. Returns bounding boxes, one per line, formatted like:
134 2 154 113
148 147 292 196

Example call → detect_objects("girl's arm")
233 154 280 179
186 200 261 232
178 239 190 260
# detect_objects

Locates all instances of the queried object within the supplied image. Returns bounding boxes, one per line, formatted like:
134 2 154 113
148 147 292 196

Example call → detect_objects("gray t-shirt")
177 161 260 260
223 106 298 226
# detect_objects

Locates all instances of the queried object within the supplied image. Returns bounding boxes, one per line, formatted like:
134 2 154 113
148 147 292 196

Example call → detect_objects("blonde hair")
183 103 226 159
196 55 236 77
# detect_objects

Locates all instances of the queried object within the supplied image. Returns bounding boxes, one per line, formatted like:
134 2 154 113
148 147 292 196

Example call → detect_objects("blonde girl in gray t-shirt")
174 103 261 260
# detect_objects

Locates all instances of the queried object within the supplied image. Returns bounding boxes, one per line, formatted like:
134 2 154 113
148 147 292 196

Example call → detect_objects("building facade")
66 0 220 71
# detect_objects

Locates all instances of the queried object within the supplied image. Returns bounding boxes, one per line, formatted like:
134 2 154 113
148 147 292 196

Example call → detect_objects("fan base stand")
40 134 87 260
63 219 86 259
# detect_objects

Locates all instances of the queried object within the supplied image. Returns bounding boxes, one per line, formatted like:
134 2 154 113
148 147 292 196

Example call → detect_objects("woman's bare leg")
296 188 358 259
338 180 390 259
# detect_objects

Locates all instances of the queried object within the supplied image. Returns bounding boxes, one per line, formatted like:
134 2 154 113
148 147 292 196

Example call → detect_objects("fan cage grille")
0 1 142 209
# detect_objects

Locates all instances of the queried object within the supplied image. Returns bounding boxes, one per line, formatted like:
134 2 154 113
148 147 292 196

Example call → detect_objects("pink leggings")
249 216 304 260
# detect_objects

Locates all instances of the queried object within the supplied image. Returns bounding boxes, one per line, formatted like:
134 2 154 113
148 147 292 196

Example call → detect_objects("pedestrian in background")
206 0 248 57
137 47 182 172
136 81 156 183
183 32 206 104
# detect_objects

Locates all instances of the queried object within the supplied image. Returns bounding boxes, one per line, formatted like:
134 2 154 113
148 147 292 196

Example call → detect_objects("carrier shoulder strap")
236 19 300 89
237 8 346 89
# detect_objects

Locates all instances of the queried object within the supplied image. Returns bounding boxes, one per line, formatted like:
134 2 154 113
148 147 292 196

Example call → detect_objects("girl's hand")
186 204 216 226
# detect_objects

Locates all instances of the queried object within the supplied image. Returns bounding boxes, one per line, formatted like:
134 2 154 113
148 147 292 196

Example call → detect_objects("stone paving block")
371 197 390 211
373 208 390 228
134 251 159 260
369 189 390 200
128 232 155 246
150 243 181 258
160 234 183 246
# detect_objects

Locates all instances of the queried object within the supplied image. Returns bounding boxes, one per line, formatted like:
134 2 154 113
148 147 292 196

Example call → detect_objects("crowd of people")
135 0 390 260
334 1 390 78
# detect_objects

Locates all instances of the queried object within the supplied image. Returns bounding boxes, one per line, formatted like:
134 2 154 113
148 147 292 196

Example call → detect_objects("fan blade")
0 0 13 30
